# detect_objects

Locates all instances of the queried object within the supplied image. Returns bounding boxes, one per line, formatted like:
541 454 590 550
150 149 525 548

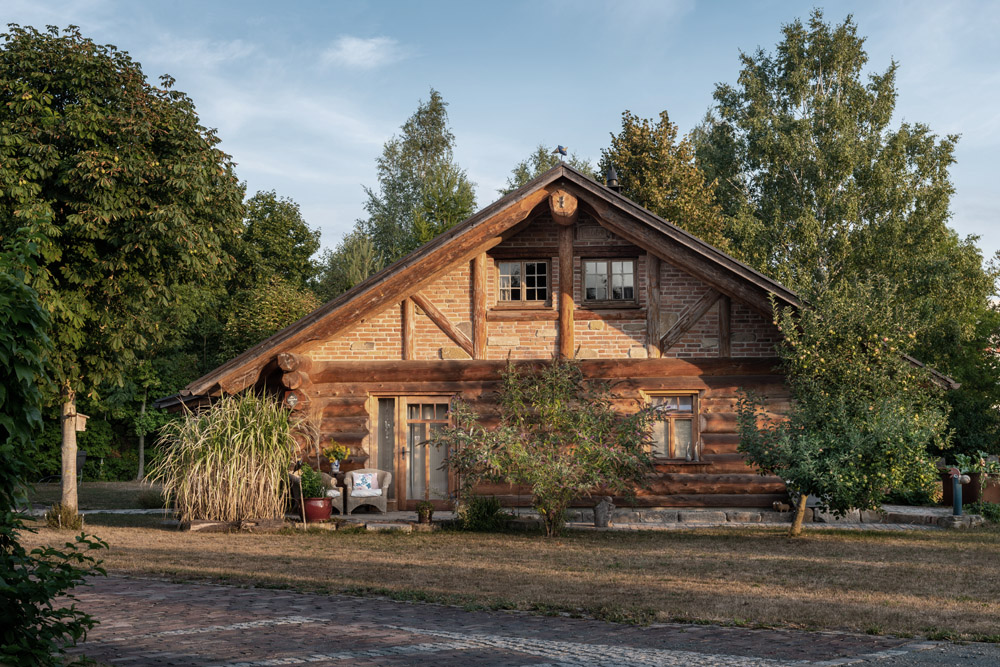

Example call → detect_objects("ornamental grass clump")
151 394 296 523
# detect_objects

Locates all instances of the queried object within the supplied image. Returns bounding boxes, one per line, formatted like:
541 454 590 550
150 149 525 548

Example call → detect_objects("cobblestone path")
71 577 940 666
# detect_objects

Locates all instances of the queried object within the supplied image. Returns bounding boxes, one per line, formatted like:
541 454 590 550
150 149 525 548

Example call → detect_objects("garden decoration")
416 500 434 524
323 441 350 473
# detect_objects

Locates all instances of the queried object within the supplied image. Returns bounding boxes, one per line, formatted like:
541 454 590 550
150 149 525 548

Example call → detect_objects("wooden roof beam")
411 291 475 357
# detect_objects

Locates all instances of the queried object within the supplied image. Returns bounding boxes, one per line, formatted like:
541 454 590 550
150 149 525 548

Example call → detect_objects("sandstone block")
440 347 471 360
488 336 519 346
350 341 375 351
589 320 605 330
629 347 648 358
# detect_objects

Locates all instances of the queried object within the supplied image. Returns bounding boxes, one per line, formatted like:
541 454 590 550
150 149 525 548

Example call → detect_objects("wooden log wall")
293 357 789 508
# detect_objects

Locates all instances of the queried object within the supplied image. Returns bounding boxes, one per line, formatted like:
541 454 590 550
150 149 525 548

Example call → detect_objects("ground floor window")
648 393 699 460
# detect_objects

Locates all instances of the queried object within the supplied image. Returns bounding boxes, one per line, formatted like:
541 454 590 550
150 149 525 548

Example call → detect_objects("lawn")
21 516 1000 642
27 481 162 510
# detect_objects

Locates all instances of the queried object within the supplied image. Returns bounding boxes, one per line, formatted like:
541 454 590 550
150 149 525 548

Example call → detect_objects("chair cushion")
325 489 341 498
353 472 377 490
351 488 382 498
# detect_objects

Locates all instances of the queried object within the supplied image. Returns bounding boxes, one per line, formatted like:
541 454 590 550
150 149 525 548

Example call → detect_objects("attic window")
584 259 636 304
498 260 549 304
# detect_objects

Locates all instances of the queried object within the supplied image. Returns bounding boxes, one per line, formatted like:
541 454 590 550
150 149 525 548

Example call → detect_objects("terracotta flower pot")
303 497 332 522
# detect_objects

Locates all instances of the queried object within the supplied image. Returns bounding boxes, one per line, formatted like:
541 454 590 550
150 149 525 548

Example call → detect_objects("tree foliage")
438 361 655 537
696 9 998 456
219 276 320 361
232 190 320 290
601 110 729 248
0 232 107 665
737 280 949 536
312 230 382 302
499 144 597 195
0 24 245 396
358 88 476 265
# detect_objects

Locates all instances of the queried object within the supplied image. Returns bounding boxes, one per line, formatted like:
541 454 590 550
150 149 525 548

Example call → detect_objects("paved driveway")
70 576 988 666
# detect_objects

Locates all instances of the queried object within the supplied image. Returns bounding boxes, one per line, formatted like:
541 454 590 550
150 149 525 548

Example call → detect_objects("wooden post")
646 255 661 359
719 296 731 358
472 253 487 359
402 298 415 360
558 224 574 358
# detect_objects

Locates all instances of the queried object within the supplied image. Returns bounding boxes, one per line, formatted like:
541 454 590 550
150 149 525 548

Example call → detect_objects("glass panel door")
377 398 396 500
404 400 450 502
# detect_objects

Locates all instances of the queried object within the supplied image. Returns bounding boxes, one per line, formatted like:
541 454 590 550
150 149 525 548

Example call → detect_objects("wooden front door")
373 396 452 510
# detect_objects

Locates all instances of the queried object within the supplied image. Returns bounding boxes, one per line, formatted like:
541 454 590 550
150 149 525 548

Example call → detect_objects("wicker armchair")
344 468 392 515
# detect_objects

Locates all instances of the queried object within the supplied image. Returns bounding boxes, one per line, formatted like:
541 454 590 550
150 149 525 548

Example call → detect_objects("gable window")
584 259 635 304
649 393 699 460
498 260 549 304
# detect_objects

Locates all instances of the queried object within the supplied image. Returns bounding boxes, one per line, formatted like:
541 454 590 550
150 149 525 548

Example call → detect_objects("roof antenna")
605 164 621 192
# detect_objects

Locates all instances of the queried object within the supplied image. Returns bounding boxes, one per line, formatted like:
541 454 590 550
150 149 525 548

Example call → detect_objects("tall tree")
312 231 382 302
359 89 476 264
232 190 320 290
601 111 729 248
737 279 949 536
218 276 320 362
0 25 244 513
695 10 998 454
499 144 597 195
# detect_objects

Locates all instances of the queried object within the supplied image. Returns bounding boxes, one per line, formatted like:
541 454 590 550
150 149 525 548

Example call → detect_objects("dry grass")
27 482 161 510
22 518 1000 640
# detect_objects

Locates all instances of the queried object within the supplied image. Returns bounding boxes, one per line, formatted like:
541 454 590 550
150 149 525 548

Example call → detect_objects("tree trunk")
135 392 146 481
60 383 79 514
789 493 809 537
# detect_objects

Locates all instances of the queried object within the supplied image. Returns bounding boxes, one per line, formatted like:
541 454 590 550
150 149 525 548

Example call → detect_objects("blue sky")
7 1 1000 263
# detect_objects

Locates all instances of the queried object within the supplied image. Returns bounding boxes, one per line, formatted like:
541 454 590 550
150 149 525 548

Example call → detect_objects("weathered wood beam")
646 254 661 359
719 295 731 358
488 244 642 259
472 253 487 359
277 352 312 373
280 371 310 391
411 291 474 357
659 288 722 352
401 298 415 360
558 224 575 358
549 189 579 226
311 358 782 384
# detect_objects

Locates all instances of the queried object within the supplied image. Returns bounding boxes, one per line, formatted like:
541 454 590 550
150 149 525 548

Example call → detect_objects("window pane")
653 396 679 411
677 396 693 411
651 419 669 457
408 424 426 499
408 404 420 420
422 404 435 420
674 419 693 459
436 403 448 420
585 261 608 301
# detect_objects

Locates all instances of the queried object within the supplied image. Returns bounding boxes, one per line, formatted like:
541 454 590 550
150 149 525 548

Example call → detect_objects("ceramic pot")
303 497 332 522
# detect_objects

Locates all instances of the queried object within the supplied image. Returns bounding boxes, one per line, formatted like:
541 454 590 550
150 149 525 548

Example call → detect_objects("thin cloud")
321 35 405 69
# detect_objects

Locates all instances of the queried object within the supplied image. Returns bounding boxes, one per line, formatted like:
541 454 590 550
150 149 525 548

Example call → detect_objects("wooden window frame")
495 259 552 309
643 390 701 461
582 257 638 308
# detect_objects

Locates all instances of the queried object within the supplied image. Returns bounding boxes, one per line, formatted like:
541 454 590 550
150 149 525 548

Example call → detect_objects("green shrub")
150 393 296 522
967 502 1000 524
44 503 83 530
135 489 167 509
459 495 511 532
299 464 325 499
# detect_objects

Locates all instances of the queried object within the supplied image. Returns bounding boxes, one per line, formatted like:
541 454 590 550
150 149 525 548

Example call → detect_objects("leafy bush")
150 393 297 522
439 360 654 537
135 488 167 509
298 464 325 499
967 502 1000 523
458 494 511 532
44 503 83 530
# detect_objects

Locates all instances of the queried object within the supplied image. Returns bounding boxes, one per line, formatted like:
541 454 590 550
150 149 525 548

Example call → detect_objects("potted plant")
323 441 350 473
299 464 332 521
416 500 434 524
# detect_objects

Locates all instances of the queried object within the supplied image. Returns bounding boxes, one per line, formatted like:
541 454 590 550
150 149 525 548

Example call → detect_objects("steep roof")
181 164 808 398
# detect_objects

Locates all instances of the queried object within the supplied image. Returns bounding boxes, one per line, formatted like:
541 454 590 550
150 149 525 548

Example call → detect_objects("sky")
6 0 1000 262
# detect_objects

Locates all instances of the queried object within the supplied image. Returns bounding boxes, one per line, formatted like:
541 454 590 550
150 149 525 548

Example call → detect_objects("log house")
177 164 808 510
